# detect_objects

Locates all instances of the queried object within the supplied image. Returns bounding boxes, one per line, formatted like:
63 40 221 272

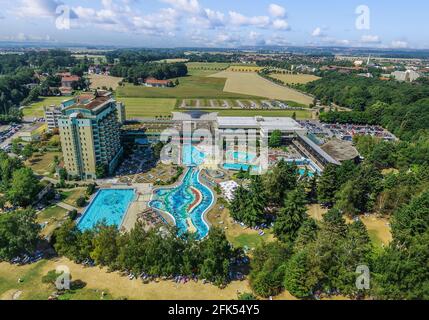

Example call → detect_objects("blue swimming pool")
77 189 136 231
149 167 213 240
182 144 206 166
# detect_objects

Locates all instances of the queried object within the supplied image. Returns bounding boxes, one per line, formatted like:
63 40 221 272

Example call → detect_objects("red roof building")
61 75 81 88
144 77 172 87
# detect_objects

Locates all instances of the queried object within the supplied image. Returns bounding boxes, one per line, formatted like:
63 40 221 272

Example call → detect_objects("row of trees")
110 62 188 84
53 222 237 286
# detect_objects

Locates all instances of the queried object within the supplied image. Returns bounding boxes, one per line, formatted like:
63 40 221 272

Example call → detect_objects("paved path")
57 202 79 212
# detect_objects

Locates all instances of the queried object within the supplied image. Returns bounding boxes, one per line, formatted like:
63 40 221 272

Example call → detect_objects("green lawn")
0 260 51 300
116 75 261 99
22 97 69 118
0 260 114 300
61 188 87 207
118 98 177 118
26 151 62 176
229 231 273 249
37 205 68 222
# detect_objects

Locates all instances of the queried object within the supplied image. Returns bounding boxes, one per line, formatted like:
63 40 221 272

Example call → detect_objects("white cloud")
15 0 64 18
361 35 381 43
268 4 286 18
312 27 325 37
272 19 289 30
229 11 270 27
391 40 408 48
161 0 201 14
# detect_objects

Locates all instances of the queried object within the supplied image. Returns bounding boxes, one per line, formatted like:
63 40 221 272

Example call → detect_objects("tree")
373 230 429 299
274 188 308 243
95 164 108 179
199 228 233 285
391 190 429 244
53 220 81 261
317 164 339 206
0 209 40 261
21 144 34 159
269 130 282 148
90 224 120 268
238 292 257 300
249 242 290 297
284 248 320 298
263 160 298 207
7 167 41 207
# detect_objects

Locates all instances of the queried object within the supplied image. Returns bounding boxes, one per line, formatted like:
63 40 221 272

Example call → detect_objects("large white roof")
217 116 304 131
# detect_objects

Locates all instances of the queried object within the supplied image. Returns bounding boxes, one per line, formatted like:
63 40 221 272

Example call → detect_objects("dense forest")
303 73 429 111
305 73 429 142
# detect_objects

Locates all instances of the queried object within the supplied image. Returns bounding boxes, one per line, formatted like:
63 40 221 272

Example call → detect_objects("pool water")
77 189 136 231
149 167 213 239
182 144 207 166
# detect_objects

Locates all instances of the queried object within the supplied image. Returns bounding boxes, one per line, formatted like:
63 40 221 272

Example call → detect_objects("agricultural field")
269 73 321 85
88 74 123 90
118 97 177 118
116 75 260 99
210 71 314 106
186 62 230 76
22 97 68 118
227 65 263 72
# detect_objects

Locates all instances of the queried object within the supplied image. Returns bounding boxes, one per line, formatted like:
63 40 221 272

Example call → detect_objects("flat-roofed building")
58 95 124 180
217 116 307 142
44 105 63 131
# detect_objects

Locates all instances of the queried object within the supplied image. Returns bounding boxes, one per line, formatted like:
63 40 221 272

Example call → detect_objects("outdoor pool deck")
77 183 153 232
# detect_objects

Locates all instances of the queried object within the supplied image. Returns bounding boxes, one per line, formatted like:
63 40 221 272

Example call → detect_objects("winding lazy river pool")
149 167 214 239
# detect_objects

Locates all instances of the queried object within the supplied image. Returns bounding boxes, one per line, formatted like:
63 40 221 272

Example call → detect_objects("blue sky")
0 0 427 48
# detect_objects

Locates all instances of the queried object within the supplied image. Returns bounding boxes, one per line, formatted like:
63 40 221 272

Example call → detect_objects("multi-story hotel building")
58 95 124 180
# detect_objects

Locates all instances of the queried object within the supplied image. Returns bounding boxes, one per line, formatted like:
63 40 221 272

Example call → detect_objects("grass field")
61 188 87 207
0 258 254 300
0 260 114 300
22 97 68 118
88 74 123 90
26 152 62 176
116 75 260 99
118 98 177 118
269 73 321 84
210 71 314 106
